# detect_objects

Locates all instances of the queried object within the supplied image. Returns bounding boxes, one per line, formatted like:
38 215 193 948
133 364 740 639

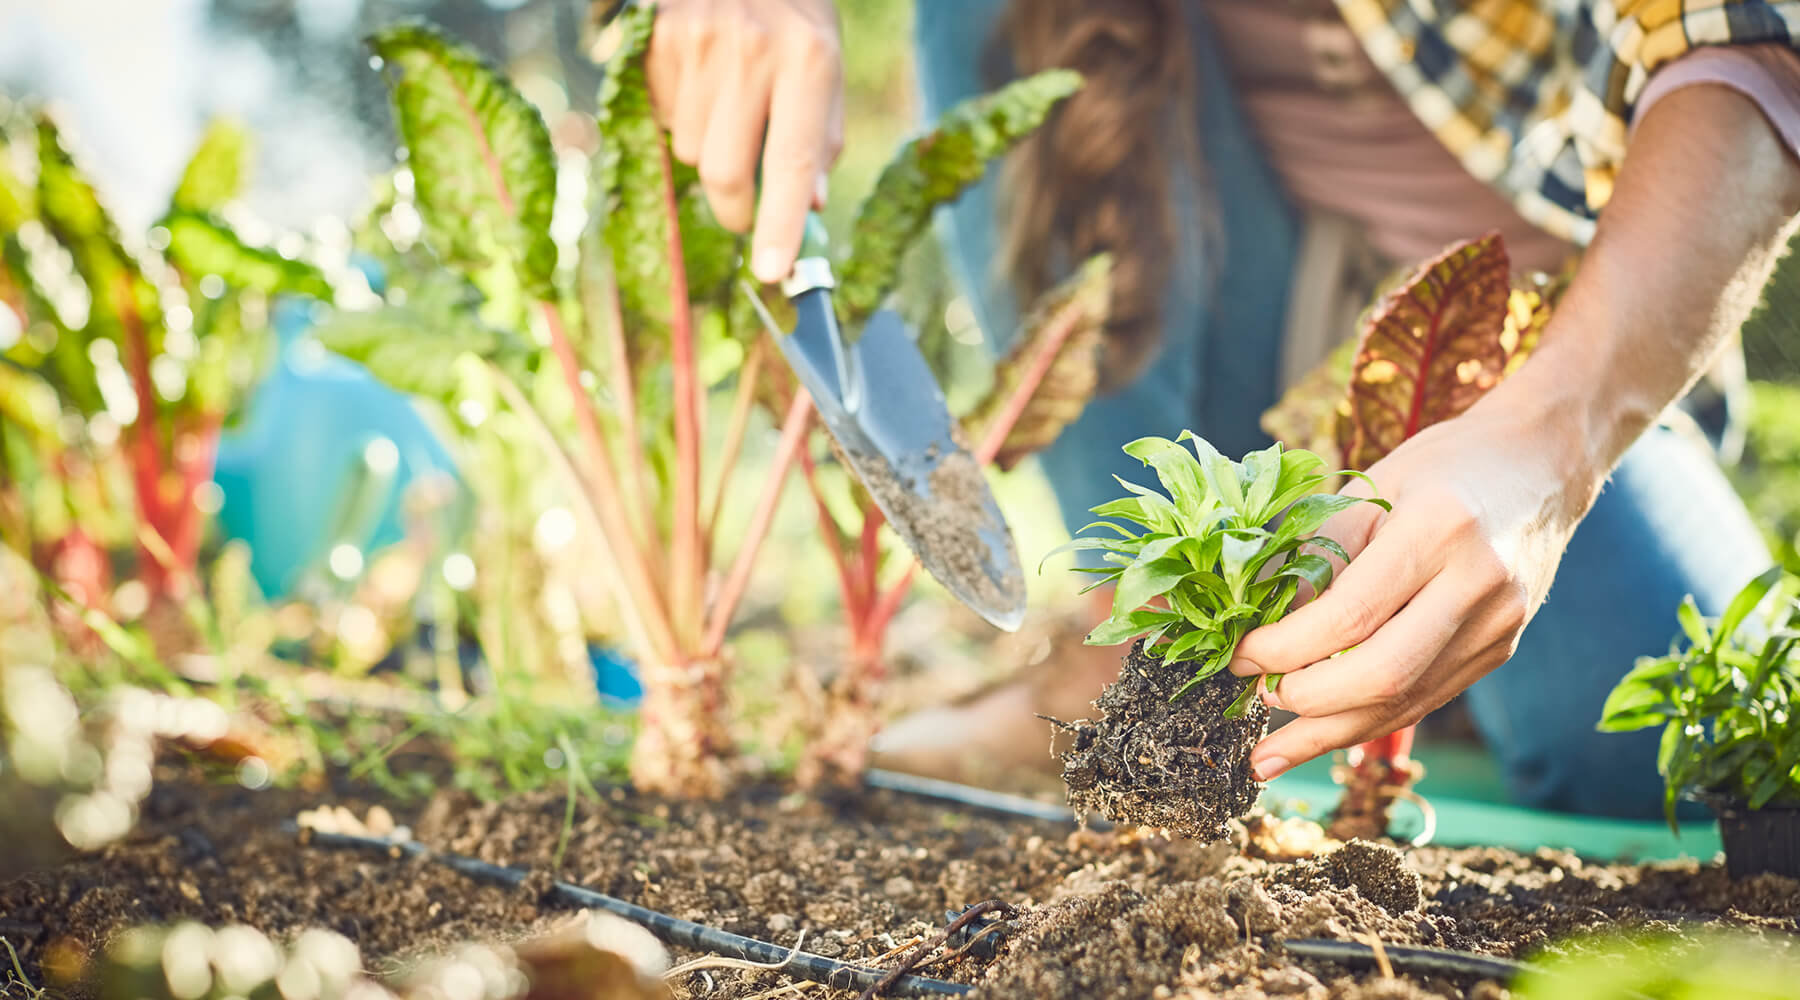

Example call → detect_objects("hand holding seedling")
642 0 844 282
1228 402 1577 781
1236 84 1800 783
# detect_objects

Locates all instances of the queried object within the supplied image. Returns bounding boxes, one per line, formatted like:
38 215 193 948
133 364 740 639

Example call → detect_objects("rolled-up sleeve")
1632 43 1800 157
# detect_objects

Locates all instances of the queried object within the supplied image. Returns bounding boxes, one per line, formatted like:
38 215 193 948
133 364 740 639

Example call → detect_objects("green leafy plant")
1598 566 1800 828
1051 434 1387 716
0 112 330 643
1513 927 1800 999
332 10 1091 794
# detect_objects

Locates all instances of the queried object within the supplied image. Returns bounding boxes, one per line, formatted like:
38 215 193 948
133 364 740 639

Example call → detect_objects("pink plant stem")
599 265 658 562
705 339 767 556
700 390 812 659
537 299 681 666
799 448 866 622
867 299 1089 631
659 145 704 644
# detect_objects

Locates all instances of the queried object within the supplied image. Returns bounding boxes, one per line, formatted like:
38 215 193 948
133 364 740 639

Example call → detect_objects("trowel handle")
782 212 835 298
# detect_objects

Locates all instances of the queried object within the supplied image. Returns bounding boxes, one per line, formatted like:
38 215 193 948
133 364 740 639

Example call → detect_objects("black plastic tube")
863 768 1111 829
1283 938 1528 981
297 828 971 998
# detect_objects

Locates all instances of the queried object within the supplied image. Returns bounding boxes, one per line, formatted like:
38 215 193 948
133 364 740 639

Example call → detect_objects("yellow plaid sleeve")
1337 0 1800 245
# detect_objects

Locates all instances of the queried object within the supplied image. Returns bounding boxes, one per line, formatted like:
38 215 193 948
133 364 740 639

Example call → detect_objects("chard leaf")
170 118 251 214
594 6 685 347
1338 233 1511 469
960 255 1110 470
36 115 165 389
837 68 1081 334
370 22 558 303
162 212 333 300
315 279 532 403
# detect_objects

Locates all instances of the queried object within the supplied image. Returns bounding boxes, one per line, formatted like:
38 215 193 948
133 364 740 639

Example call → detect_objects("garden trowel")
745 215 1027 632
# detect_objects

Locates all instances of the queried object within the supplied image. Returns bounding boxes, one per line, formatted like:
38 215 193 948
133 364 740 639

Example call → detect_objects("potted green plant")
1044 433 1387 840
1598 565 1800 878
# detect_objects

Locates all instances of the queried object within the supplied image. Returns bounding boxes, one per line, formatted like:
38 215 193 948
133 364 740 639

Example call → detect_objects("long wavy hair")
993 0 1204 391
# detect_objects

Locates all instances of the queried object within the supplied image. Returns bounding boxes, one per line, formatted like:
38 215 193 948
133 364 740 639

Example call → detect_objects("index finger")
1230 506 1435 676
749 30 839 283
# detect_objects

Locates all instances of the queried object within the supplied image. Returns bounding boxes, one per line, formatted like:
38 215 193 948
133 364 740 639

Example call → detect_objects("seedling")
1598 566 1800 829
1045 434 1385 838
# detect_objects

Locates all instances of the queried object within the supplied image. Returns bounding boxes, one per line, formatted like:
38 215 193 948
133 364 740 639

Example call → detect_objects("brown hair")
994 0 1203 391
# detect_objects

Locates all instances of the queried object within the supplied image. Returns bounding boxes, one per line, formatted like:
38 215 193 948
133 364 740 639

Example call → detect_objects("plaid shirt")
1335 0 1800 244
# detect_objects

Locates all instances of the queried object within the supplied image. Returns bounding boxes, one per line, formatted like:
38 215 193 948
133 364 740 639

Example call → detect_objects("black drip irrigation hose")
862 769 1112 830
1282 938 1529 981
295 828 972 998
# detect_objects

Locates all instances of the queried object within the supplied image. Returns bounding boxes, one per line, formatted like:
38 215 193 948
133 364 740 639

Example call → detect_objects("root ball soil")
1059 642 1268 841
3 762 1798 1000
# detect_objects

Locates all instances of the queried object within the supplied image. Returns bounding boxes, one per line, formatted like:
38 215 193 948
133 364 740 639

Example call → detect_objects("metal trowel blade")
775 293 1027 631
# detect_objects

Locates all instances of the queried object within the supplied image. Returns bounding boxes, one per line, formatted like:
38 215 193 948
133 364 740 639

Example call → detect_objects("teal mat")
1262 745 1722 863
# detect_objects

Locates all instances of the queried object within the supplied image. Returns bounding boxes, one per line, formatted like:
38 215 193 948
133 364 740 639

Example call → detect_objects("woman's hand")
643 0 843 282
1230 82 1800 783
1228 391 1600 781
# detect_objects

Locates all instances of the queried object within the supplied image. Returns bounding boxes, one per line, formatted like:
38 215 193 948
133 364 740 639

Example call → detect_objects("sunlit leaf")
370 22 558 304
170 118 251 215
959 254 1110 470
594 5 681 343
1337 233 1511 470
314 277 532 404
161 212 332 300
836 68 1081 335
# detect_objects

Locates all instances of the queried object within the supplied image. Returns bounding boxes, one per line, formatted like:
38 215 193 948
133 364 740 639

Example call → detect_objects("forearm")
1488 84 1800 510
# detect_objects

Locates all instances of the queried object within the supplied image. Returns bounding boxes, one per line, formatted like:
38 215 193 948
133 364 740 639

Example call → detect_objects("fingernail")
752 246 787 284
1227 656 1259 677
1252 756 1290 782
1260 688 1283 710
813 172 829 208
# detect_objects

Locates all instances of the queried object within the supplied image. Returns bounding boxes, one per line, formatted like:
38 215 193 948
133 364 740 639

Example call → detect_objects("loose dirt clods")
1059 642 1269 841
6 762 1800 1000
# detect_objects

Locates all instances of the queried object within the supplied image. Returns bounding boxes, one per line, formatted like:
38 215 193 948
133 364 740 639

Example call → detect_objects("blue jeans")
914 3 1773 819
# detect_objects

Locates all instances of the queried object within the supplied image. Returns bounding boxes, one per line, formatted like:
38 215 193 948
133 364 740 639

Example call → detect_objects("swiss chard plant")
327 11 1083 795
1257 232 1559 834
1051 435 1387 716
1598 566 1800 829
0 112 331 650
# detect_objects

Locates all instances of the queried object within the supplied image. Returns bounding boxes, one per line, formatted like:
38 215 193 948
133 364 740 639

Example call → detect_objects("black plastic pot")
1712 798 1800 880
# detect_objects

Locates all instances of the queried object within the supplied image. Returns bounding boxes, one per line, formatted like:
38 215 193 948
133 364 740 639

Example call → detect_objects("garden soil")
1057 641 1269 841
4 761 1799 1000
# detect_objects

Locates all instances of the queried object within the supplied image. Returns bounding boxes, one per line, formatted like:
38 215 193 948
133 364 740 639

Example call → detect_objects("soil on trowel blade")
1059 641 1268 841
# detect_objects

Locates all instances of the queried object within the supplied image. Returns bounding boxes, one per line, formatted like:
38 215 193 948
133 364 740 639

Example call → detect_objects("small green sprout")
1045 433 1388 716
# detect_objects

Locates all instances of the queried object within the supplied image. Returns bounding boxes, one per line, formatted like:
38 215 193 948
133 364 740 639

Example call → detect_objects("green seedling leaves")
836 68 1081 335
161 212 332 300
1052 432 1385 710
170 118 251 215
961 255 1111 470
370 23 558 305
1597 565 1800 829
36 116 163 358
